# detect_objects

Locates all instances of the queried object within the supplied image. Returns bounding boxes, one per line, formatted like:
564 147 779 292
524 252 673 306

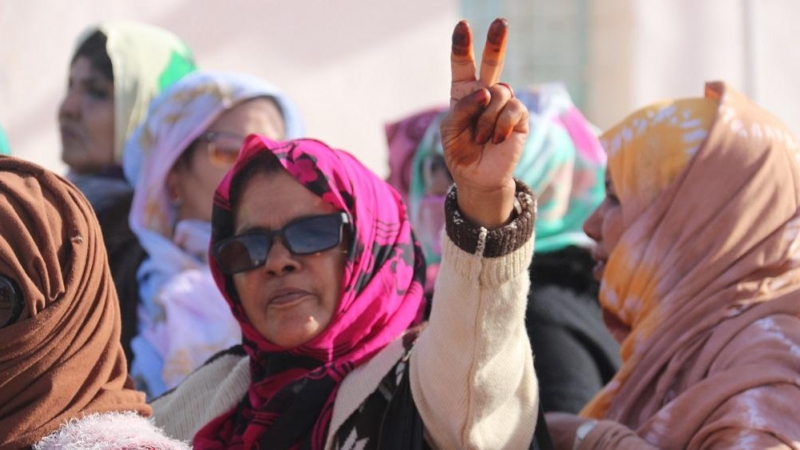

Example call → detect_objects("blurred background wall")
2 0 799 176
465 0 800 133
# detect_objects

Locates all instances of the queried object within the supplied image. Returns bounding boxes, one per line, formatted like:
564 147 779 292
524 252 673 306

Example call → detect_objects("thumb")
448 88 490 130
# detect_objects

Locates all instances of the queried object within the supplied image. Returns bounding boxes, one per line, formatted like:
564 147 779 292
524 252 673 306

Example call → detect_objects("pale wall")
587 0 800 134
0 0 459 177
4 1 800 177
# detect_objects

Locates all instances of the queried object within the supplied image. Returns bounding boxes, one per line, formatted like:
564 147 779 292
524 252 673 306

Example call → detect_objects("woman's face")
167 98 286 223
584 170 630 343
58 56 115 173
583 170 624 282
231 169 347 348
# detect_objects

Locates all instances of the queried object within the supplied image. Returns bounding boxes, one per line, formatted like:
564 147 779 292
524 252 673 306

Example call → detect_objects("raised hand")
440 19 529 229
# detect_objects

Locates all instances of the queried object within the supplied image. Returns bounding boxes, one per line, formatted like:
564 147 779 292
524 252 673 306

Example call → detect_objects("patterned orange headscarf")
582 82 800 442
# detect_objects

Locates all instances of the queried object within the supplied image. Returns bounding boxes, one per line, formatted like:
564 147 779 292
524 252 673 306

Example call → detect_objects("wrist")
455 179 516 229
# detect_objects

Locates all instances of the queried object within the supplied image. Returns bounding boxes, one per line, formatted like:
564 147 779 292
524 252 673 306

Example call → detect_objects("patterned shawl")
581 82 800 447
193 136 426 449
123 71 305 398
73 20 196 163
0 157 148 449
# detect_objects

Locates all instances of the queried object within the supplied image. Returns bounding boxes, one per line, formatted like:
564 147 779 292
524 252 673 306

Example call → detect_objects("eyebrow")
69 74 112 86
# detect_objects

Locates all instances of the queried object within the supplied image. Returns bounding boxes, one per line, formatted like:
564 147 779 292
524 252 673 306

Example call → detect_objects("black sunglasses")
0 275 23 329
213 212 351 275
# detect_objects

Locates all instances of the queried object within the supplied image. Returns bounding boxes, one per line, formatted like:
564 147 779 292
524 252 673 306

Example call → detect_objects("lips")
267 287 313 307
59 125 82 143
590 250 607 282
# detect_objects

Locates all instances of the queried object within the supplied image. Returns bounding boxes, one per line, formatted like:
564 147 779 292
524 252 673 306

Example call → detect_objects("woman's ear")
166 168 183 208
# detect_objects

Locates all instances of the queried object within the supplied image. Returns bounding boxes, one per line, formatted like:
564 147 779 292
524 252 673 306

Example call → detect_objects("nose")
59 87 81 119
262 238 301 276
583 204 603 243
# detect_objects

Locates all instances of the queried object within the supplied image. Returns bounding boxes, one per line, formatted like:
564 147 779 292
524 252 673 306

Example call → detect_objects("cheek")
602 211 625 253
321 252 347 314
232 275 254 315
86 101 116 151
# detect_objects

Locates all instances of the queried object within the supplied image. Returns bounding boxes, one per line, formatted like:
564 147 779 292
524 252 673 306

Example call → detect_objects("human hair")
72 30 113 81
228 150 285 215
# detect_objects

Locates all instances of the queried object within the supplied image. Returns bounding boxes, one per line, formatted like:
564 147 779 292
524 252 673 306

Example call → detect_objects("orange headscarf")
0 157 149 449
582 82 800 446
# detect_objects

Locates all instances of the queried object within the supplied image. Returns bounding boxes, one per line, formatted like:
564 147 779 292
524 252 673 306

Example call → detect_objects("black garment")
98 191 146 365
73 170 146 365
526 246 621 414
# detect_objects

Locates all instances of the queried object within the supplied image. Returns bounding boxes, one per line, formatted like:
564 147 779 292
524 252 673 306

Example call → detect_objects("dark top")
97 190 146 364
526 246 621 414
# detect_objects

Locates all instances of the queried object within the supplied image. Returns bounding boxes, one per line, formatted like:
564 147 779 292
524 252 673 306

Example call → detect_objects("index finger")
479 18 508 87
451 20 477 85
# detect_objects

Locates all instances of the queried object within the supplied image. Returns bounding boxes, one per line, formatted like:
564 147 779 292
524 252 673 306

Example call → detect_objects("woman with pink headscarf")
152 19 542 449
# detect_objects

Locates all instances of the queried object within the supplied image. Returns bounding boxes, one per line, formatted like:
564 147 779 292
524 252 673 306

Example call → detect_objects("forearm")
410 180 538 449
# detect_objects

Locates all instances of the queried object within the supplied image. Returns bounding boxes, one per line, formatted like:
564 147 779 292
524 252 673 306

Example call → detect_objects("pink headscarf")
194 136 426 449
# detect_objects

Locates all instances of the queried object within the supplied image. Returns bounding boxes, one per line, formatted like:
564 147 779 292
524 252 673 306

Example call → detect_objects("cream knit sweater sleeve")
410 181 538 450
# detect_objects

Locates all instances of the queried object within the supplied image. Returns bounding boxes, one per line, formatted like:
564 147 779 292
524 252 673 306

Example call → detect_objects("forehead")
69 56 112 83
233 169 339 232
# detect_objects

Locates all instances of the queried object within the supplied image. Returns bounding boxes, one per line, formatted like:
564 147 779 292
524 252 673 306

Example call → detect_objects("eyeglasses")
213 212 351 274
194 131 246 167
0 275 23 329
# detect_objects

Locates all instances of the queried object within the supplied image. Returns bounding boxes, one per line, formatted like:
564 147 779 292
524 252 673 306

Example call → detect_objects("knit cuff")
444 179 535 258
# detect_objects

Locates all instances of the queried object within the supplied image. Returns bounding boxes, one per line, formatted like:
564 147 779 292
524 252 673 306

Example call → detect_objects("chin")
269 323 323 349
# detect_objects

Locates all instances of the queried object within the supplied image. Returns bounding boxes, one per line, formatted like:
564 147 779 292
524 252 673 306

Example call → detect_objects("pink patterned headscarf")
194 136 426 449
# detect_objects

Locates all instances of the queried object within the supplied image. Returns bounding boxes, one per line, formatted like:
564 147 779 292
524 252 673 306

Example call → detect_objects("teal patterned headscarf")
0 125 10 155
514 83 606 253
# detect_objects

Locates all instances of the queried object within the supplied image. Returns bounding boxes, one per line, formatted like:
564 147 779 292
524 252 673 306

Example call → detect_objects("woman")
385 83 620 413
0 157 187 449
152 19 539 449
59 21 196 362
123 71 304 398
547 82 800 449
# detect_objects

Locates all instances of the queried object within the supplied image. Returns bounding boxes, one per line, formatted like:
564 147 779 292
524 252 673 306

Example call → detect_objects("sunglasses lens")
0 277 21 328
216 235 269 274
208 138 242 167
285 214 343 255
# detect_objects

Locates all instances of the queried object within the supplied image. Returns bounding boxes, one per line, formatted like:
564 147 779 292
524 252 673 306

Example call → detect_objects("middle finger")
474 83 514 144
479 18 508 87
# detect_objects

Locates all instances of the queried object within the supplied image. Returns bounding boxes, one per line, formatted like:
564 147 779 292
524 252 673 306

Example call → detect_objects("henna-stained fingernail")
487 18 508 45
452 21 471 56
492 133 506 145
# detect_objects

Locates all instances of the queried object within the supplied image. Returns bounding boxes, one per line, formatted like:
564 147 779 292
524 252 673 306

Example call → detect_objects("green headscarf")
73 21 197 164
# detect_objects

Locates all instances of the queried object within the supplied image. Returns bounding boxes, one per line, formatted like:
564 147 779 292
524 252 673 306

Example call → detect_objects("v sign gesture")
441 19 530 229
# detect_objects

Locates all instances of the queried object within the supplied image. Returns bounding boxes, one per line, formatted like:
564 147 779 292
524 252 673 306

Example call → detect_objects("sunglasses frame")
0 275 23 329
213 212 352 275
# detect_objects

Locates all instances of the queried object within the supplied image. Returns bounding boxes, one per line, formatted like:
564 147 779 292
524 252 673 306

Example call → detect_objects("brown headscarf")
581 82 800 448
0 157 149 449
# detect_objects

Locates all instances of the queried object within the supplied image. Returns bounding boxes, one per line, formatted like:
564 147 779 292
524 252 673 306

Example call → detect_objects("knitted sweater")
152 182 538 449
